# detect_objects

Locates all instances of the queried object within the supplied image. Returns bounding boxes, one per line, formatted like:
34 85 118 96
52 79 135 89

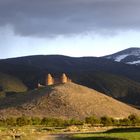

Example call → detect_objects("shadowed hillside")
1 55 140 83
76 72 140 107
0 82 139 119
0 72 27 97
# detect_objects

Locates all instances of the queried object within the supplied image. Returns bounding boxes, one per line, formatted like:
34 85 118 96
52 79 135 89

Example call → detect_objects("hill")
0 55 140 107
0 82 139 119
0 72 27 97
104 47 140 65
80 72 140 107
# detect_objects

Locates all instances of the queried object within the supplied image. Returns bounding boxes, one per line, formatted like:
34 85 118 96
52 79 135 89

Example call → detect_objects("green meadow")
71 128 140 140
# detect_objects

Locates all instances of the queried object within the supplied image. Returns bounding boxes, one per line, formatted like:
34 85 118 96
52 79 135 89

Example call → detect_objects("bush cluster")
85 114 140 126
0 114 140 127
0 116 84 127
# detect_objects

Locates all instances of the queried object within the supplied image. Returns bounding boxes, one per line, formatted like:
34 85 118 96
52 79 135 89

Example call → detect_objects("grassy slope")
0 82 139 119
0 72 27 97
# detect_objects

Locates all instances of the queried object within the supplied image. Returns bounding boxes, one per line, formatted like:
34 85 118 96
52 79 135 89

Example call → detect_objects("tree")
85 116 100 126
5 117 16 126
101 116 113 126
0 119 6 126
128 114 140 126
65 119 84 126
16 116 31 126
31 117 41 125
119 118 131 126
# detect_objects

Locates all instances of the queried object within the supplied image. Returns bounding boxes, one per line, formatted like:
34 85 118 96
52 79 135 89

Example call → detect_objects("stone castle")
38 73 71 87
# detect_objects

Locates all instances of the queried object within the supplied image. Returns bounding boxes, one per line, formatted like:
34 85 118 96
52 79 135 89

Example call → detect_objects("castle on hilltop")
38 73 71 87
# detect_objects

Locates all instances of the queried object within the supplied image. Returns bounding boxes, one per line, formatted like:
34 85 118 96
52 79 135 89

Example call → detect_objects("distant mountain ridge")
0 52 140 107
104 47 140 65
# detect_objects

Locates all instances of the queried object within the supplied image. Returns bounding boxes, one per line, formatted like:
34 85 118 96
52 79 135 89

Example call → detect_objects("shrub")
85 116 100 126
0 119 6 126
16 116 31 126
41 117 65 127
31 117 41 125
101 116 113 126
5 117 16 126
128 114 140 126
110 118 120 126
119 118 132 126
65 119 84 126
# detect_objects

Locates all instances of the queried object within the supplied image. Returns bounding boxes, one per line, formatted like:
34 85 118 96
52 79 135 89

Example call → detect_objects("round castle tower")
61 73 68 84
46 73 54 85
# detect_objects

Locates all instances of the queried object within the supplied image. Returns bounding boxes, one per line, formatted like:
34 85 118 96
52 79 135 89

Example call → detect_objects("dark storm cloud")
0 0 140 36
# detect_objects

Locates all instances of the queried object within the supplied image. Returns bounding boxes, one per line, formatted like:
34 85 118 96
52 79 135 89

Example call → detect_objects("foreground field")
0 127 140 140
71 128 140 140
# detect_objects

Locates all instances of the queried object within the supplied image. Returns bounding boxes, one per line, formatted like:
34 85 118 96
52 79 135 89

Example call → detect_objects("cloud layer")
0 0 140 37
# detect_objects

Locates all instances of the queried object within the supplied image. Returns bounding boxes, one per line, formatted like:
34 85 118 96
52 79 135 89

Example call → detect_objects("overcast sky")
0 0 140 58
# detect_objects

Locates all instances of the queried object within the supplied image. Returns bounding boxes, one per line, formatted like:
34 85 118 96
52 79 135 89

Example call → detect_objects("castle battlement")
46 73 71 85
38 73 71 88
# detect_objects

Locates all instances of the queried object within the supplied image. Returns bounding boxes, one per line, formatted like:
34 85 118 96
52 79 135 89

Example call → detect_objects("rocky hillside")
0 83 139 119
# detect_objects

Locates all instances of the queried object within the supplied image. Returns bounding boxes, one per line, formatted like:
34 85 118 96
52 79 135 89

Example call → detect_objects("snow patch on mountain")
104 48 140 65
127 60 140 65
115 54 128 62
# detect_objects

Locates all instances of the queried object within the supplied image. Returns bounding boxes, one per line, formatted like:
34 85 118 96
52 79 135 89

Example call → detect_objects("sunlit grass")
72 128 140 140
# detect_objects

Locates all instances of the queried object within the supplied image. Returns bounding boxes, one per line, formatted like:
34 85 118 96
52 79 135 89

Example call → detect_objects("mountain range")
0 47 140 110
